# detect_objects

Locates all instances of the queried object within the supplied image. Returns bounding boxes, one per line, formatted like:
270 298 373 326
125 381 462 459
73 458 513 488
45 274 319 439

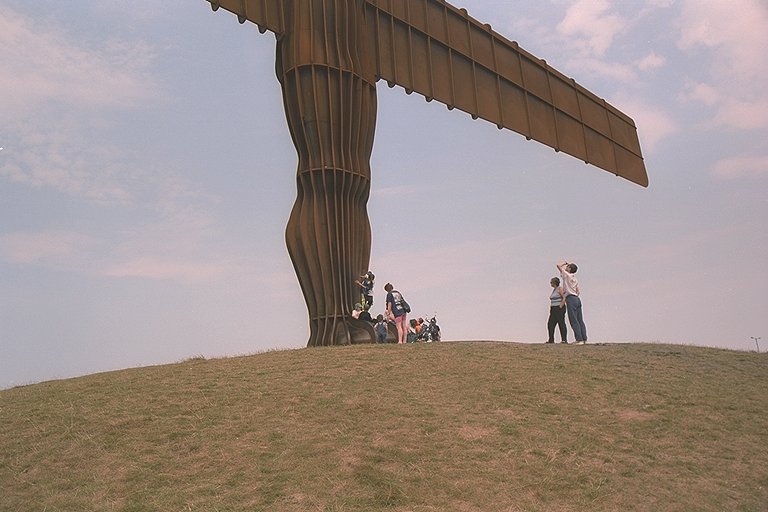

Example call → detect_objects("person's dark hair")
384 282 393 292
551 277 560 285
569 263 578 273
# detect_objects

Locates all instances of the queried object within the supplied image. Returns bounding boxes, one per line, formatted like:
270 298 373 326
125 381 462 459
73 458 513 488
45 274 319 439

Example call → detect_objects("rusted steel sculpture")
205 0 648 346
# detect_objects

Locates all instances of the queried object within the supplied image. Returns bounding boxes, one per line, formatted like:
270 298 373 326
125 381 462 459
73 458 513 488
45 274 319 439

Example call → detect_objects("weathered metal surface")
207 0 284 33
277 1 378 346
365 0 647 187
203 0 648 346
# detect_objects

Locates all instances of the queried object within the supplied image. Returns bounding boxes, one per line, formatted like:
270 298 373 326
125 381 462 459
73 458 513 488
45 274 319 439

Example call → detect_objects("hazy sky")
2 0 767 388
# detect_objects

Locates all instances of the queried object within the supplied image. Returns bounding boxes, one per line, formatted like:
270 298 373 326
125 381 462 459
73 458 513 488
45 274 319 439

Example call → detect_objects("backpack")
393 291 411 313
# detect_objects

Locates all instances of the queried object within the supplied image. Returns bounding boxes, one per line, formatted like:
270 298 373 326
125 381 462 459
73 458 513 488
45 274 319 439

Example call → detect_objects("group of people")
354 265 585 346
547 260 588 344
353 271 440 344
407 316 441 343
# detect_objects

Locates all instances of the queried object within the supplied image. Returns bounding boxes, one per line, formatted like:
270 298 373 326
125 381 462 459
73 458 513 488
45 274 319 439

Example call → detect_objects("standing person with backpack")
385 283 410 344
557 260 587 344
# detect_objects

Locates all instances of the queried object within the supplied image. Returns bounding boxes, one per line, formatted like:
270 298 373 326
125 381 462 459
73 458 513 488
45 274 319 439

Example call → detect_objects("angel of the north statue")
204 0 648 347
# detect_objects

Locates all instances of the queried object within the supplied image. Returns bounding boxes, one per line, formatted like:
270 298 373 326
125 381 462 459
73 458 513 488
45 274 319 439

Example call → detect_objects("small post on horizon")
750 336 761 353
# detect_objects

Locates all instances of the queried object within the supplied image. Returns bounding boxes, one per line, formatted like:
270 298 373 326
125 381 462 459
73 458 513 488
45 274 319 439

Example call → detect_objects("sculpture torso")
277 0 378 345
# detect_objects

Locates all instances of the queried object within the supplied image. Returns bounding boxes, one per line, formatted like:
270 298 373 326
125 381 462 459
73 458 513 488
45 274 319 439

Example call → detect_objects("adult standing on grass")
557 261 587 344
547 277 568 343
385 283 408 344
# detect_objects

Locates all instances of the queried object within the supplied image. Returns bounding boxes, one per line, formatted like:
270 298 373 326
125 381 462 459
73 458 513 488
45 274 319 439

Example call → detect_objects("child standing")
374 314 388 344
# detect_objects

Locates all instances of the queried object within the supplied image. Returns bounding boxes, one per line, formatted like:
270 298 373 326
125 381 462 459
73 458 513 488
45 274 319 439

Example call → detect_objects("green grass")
2 342 767 511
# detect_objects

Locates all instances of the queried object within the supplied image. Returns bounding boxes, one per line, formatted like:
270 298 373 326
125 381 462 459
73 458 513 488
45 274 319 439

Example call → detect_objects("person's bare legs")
396 315 407 344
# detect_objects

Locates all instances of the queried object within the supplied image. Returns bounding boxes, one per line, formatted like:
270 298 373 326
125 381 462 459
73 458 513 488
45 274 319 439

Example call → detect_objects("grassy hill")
1 342 767 511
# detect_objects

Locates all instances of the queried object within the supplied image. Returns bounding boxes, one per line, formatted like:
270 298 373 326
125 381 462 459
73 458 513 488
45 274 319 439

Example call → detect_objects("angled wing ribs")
365 0 648 187
206 0 284 34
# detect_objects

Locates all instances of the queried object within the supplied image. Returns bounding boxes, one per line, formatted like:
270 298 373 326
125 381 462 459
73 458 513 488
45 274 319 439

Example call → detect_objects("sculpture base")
307 316 376 346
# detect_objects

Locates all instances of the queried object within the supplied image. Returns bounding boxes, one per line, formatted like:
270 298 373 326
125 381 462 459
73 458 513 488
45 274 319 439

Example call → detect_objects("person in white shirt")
557 260 587 343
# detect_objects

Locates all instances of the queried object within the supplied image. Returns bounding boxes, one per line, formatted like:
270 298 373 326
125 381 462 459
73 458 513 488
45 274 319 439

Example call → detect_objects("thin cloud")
678 0 768 130
637 52 666 71
1 121 217 208
0 8 158 116
0 6 175 207
612 97 678 154
712 155 768 180
556 0 627 58
565 56 637 83
98 242 296 288
680 82 720 106
0 125 134 203
97 206 230 283
371 184 421 198
100 257 237 283
713 98 768 131
1 210 254 285
376 234 541 294
0 231 98 268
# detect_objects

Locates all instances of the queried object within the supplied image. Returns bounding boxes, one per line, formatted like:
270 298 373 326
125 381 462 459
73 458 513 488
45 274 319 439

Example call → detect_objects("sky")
2 0 767 388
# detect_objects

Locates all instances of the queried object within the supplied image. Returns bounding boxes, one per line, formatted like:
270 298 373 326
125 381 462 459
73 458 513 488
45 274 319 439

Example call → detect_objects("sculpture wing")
364 0 648 187
205 0 284 35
